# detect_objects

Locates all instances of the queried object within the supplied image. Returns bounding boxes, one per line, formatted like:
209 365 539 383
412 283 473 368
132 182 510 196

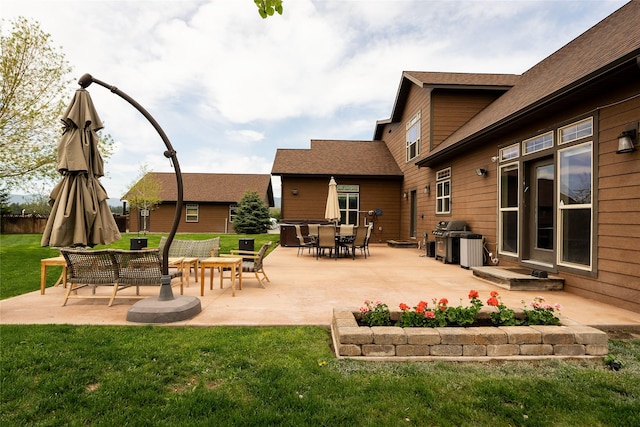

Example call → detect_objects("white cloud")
2 0 628 199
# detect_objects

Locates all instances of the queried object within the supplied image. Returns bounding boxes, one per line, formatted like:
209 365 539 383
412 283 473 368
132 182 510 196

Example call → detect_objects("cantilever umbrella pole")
78 73 182 301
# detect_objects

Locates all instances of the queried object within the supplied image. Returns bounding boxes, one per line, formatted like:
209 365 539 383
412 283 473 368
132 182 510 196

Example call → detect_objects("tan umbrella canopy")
41 89 121 248
324 176 340 224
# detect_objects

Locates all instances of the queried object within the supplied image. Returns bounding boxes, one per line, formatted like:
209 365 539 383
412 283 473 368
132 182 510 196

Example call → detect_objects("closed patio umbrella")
41 89 121 248
324 176 340 224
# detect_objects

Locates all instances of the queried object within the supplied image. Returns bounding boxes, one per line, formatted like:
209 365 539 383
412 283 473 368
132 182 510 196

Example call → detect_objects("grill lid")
432 220 468 235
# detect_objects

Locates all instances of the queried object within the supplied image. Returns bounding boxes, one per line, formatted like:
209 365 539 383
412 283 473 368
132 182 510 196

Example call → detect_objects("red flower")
490 290 499 297
438 298 448 306
468 290 479 300
487 297 499 307
416 301 428 314
399 303 410 311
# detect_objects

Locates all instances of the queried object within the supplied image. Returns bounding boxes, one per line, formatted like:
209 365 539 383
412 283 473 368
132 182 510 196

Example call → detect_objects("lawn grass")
0 233 279 300
2 234 640 425
1 325 639 426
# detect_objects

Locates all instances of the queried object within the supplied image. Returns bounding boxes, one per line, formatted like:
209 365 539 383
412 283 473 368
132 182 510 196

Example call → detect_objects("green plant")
398 300 447 328
445 290 484 326
487 290 520 326
359 299 391 326
232 191 272 234
523 296 561 325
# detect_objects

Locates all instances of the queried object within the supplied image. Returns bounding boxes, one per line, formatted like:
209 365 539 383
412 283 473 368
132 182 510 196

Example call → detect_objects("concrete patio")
2 244 640 330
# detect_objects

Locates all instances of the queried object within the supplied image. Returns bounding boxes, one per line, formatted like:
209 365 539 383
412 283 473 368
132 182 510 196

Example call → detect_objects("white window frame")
406 110 421 162
557 141 593 271
185 204 199 223
436 167 451 215
522 131 554 155
500 143 520 161
338 192 360 226
498 162 519 257
559 117 593 145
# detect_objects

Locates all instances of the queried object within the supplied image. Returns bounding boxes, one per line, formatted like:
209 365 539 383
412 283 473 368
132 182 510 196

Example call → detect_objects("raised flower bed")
330 292 609 361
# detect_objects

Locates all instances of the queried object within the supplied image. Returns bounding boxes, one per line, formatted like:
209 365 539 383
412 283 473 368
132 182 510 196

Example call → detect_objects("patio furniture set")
41 239 272 306
296 223 372 259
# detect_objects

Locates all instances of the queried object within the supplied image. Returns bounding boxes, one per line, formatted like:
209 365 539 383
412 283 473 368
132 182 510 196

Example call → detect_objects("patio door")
524 158 555 266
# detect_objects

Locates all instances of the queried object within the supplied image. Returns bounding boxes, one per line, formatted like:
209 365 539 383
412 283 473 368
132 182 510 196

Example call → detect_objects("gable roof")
417 0 640 166
124 173 274 206
374 71 519 140
271 140 403 177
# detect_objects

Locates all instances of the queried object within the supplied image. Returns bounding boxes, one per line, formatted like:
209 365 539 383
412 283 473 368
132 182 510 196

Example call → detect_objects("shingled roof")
417 0 640 166
125 172 274 206
374 71 520 139
271 140 403 177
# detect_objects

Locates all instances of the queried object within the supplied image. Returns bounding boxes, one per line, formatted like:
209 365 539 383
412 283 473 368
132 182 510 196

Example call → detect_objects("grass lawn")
1 234 639 425
1 325 639 426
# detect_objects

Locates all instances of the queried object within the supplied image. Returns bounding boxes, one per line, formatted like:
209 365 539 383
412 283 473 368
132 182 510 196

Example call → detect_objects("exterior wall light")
424 184 430 195
475 167 488 176
403 192 408 199
617 129 637 154
291 189 299 195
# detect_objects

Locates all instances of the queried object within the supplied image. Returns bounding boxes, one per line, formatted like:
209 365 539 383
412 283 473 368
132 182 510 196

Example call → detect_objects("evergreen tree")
233 191 270 234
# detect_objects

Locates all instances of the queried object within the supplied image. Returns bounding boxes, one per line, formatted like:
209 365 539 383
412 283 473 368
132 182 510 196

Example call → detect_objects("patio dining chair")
316 225 337 259
347 226 368 259
294 224 315 256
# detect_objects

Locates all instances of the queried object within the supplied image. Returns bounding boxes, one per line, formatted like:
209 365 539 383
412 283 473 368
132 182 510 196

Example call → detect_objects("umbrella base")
126 296 201 323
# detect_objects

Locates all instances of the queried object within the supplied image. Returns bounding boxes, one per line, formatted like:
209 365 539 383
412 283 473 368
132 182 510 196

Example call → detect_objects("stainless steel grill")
432 220 468 264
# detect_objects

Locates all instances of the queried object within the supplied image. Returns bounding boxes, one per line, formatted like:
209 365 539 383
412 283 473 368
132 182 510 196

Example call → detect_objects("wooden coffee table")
199 257 243 297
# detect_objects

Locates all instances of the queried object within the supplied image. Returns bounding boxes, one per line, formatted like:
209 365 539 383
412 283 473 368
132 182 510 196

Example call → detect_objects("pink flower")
554 303 562 311
424 311 435 319
359 306 369 313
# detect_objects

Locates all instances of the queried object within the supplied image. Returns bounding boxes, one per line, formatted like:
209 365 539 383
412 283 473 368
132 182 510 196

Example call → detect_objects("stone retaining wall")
331 308 609 361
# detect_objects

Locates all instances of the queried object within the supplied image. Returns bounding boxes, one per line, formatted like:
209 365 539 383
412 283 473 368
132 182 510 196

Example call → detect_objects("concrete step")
472 266 564 291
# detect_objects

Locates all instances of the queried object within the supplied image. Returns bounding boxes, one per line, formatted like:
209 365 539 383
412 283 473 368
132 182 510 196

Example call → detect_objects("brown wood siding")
431 90 502 149
280 176 401 243
594 88 640 314
132 203 235 234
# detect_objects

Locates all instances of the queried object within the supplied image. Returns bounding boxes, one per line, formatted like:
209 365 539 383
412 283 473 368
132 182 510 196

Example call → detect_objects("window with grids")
185 204 199 222
436 167 451 214
559 117 593 144
522 131 553 155
406 111 421 161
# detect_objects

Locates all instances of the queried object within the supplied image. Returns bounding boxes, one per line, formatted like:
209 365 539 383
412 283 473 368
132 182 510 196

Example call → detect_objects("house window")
499 163 519 256
500 144 520 161
185 204 199 222
558 142 592 269
436 167 451 214
229 204 238 223
522 131 553 155
338 193 359 225
406 111 421 162
559 117 593 144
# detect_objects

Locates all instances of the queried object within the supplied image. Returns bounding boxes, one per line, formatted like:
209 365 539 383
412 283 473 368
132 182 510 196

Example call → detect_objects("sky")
2 0 629 201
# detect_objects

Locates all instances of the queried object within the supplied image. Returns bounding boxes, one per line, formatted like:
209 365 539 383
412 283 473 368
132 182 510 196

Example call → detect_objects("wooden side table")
199 257 243 297
40 256 67 294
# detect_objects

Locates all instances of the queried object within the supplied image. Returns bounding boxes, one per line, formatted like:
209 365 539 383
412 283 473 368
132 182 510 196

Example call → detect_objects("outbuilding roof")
271 140 403 177
124 172 274 206
417 0 640 166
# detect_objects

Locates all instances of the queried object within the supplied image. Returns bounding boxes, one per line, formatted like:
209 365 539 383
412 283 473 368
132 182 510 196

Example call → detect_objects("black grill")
432 220 469 264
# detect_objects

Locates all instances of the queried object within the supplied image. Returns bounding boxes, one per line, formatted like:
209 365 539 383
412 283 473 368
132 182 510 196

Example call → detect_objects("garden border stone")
331 307 609 361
